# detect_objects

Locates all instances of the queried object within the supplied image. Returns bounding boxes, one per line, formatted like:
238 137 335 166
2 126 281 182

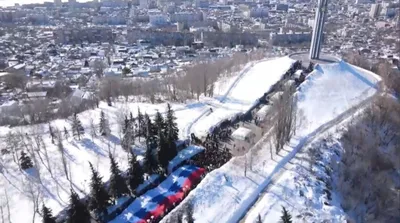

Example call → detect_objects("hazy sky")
0 0 92 7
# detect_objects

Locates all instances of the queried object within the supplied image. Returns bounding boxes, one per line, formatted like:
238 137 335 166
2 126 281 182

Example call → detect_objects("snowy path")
219 62 257 103
178 59 272 139
182 107 212 139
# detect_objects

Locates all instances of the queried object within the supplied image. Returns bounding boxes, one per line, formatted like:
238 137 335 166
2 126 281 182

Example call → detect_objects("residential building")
370 4 381 19
54 0 62 7
170 12 203 23
140 0 149 9
149 14 169 26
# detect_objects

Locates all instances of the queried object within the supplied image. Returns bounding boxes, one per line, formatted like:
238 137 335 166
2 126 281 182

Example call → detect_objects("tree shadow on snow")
108 134 121 145
60 144 77 163
185 102 205 109
80 138 106 157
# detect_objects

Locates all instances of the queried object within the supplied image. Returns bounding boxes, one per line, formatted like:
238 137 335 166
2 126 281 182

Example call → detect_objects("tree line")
0 50 267 127
99 50 267 104
334 96 400 222
14 103 182 223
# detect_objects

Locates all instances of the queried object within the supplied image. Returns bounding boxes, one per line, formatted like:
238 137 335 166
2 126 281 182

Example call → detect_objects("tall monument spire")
309 0 328 60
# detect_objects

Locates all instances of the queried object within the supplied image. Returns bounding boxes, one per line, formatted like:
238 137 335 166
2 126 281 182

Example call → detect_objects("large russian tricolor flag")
109 165 205 223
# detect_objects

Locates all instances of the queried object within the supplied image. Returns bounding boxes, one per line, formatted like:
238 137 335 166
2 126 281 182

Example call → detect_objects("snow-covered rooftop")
232 127 252 141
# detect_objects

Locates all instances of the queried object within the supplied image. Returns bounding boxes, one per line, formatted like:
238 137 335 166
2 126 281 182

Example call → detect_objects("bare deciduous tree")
89 117 97 141
57 135 71 187
24 180 42 223
272 85 297 153
336 96 400 222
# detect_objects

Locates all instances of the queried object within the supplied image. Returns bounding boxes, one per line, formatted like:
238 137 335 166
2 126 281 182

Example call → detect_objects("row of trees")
99 50 267 104
40 150 144 223
0 93 98 127
39 104 183 222
335 96 400 222
344 52 400 95
272 84 298 154
0 50 266 127
121 104 179 175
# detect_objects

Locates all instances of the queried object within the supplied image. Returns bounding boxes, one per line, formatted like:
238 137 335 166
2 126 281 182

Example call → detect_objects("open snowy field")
161 60 381 223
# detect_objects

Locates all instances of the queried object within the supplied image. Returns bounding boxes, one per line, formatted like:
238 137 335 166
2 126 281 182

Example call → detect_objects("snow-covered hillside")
0 101 207 223
1 56 381 223
0 56 294 223
161 60 381 223
241 61 381 223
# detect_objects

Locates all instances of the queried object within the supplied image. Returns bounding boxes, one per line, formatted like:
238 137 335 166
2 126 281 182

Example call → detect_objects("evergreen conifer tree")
280 206 292 223
121 121 134 152
157 129 170 170
154 111 166 133
144 114 157 149
130 112 134 122
137 108 144 138
99 111 110 136
64 126 69 140
72 113 84 140
41 204 56 223
108 153 129 200
67 189 91 223
144 145 157 174
19 151 33 170
88 162 111 217
126 151 144 194
129 112 135 137
165 103 179 142
48 124 55 144
168 139 178 166
123 115 129 134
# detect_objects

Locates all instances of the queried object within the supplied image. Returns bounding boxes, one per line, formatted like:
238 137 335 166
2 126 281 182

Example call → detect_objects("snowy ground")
0 101 204 223
0 56 293 223
191 57 295 138
161 60 381 223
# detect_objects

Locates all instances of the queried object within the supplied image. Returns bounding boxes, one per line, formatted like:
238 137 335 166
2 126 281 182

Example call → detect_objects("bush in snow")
19 151 33 170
